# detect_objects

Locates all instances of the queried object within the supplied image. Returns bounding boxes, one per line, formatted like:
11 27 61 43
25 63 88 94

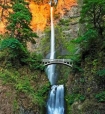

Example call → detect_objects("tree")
0 0 39 66
6 0 38 46
80 0 105 38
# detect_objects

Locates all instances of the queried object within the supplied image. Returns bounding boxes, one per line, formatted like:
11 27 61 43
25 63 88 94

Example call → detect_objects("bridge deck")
42 59 73 67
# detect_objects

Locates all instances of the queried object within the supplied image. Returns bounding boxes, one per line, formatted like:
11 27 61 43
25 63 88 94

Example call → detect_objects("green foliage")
13 99 19 112
75 0 105 69
69 0 105 72
0 37 44 70
74 29 97 44
97 69 105 77
29 53 44 70
0 68 50 106
34 83 50 105
6 1 37 45
95 69 105 87
0 38 26 52
66 93 85 105
79 77 85 83
73 29 98 56
16 79 50 106
80 0 105 37
0 35 45 71
12 3 31 22
65 0 105 113
0 69 19 84
95 91 105 102
0 38 28 66
22 53 45 71
65 40 80 61
36 83 50 97
15 77 33 93
64 38 83 73
59 19 70 26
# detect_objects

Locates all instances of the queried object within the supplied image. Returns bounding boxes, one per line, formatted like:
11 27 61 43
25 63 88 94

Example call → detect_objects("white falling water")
46 5 65 114
47 85 64 114
46 7 57 85
49 0 58 6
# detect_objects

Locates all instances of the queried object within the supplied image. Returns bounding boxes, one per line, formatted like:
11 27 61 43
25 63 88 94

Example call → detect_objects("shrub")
95 91 105 102
0 38 29 66
97 69 105 77
66 93 85 105
22 53 45 71
96 69 105 87
59 19 70 26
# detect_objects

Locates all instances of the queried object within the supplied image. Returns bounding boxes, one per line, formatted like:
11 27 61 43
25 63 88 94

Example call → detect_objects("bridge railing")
42 59 72 62
42 59 73 63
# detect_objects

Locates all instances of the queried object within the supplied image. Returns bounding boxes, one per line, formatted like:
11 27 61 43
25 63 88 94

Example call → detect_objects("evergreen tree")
0 0 39 65
80 0 105 38
6 0 37 46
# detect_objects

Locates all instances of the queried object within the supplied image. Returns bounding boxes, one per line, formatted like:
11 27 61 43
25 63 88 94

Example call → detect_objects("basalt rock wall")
0 0 77 34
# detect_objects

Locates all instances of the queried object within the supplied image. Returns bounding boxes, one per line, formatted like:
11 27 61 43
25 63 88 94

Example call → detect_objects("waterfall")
46 4 65 114
47 85 64 114
46 7 57 85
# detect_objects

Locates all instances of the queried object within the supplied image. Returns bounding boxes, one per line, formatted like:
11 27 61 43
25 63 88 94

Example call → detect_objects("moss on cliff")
0 34 50 114
65 0 105 113
0 65 50 114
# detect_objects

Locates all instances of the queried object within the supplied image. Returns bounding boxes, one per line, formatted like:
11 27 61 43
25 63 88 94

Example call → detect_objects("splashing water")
47 85 64 114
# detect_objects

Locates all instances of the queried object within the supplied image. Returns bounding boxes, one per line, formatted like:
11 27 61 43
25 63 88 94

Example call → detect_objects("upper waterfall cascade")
46 7 56 85
49 0 58 6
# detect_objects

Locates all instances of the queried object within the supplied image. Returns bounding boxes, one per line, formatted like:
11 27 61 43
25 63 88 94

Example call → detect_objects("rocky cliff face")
0 0 77 34
0 0 81 114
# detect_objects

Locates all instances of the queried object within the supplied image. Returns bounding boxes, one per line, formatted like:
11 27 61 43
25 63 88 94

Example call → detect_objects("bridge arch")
42 59 73 67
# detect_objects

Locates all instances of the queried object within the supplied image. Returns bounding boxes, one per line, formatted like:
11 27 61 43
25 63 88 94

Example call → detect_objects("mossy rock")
81 99 105 114
69 99 105 114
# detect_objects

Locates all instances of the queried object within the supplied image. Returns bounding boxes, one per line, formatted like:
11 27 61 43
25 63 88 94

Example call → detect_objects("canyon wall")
0 0 77 34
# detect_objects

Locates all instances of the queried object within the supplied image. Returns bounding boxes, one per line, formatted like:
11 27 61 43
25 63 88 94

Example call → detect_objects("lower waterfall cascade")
47 85 64 114
46 5 65 114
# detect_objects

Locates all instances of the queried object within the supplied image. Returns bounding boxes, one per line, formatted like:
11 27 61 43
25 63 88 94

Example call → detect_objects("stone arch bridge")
42 59 73 67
